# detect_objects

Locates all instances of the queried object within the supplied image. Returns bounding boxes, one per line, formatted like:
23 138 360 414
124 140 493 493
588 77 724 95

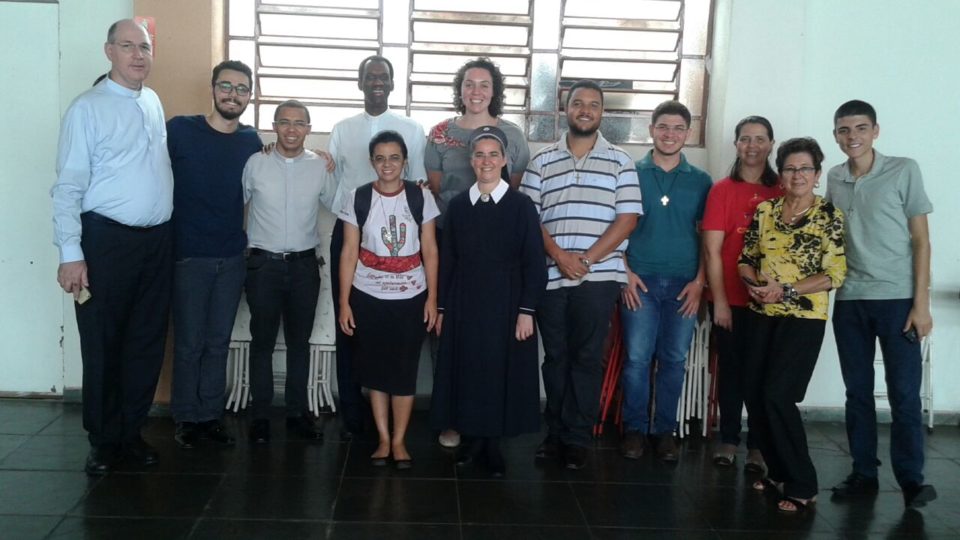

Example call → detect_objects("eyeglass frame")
213 81 252 97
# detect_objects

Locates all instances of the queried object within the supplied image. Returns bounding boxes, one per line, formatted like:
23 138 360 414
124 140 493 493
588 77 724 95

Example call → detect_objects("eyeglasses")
372 155 404 165
781 166 816 176
654 124 689 134
214 81 251 96
111 41 152 55
273 120 309 129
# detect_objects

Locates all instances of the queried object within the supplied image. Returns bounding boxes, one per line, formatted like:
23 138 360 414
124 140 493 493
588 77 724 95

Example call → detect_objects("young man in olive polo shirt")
825 99 936 509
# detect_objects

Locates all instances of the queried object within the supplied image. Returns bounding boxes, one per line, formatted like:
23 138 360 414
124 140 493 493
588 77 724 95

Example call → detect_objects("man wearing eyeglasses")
51 19 172 475
619 100 712 463
326 56 427 438
166 61 263 450
241 100 335 443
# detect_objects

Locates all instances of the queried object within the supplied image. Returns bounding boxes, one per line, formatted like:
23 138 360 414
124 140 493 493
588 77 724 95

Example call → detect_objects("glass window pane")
681 0 712 55
260 14 378 40
259 104 363 131
415 0 530 15
532 0 562 49
413 22 528 46
562 29 678 51
383 46 410 106
678 59 705 116
528 113 556 142
412 54 527 75
564 0 680 20
530 52 558 111
228 0 255 37
258 78 359 100
260 45 374 70
561 60 676 82
261 0 379 7
383 0 410 44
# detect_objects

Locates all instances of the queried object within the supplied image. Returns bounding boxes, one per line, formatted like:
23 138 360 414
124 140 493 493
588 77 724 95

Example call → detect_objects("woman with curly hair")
425 57 530 448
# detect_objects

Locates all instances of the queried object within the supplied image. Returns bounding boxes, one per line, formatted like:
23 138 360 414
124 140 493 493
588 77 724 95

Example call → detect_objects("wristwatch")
580 256 592 267
781 283 799 301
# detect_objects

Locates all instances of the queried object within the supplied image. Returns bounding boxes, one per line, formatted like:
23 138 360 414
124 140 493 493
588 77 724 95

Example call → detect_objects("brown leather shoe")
620 431 647 460
655 434 679 463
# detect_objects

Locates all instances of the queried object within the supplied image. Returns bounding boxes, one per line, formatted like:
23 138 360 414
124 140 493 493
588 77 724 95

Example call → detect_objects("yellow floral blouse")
739 195 846 320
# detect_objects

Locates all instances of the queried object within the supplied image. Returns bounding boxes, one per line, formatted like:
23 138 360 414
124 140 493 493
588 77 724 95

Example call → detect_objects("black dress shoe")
535 435 560 460
655 434 679 463
456 438 485 467
124 438 159 467
831 472 880 497
250 418 270 444
85 445 119 476
286 414 324 441
200 419 235 446
564 445 588 470
903 483 937 508
174 422 199 449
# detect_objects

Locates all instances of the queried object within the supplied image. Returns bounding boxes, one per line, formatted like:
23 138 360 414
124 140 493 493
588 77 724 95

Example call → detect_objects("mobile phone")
902 328 919 344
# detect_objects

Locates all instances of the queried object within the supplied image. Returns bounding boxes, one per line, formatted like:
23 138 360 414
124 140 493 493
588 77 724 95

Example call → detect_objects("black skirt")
350 287 427 395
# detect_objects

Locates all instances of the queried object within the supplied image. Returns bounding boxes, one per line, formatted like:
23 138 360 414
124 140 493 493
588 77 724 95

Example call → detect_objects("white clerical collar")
469 179 508 205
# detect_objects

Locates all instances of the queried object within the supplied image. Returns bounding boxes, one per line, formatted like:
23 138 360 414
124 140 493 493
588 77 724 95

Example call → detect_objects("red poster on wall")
134 16 156 57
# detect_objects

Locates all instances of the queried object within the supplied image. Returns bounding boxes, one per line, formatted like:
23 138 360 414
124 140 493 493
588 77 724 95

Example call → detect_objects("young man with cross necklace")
619 100 713 463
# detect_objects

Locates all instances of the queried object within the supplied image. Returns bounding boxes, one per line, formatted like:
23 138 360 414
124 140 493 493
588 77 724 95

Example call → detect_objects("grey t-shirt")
424 117 530 228
825 151 932 300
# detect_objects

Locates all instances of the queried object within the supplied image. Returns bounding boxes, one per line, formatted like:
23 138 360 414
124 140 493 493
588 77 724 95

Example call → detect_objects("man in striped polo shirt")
520 79 643 470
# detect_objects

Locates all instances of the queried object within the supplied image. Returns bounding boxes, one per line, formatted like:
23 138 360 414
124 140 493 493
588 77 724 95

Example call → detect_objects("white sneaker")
438 429 461 448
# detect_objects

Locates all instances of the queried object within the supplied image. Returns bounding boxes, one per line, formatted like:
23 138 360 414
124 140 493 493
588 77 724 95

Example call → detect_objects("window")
226 0 713 144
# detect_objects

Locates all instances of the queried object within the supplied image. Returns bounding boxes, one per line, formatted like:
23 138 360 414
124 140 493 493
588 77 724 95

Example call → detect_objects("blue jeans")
171 254 245 423
620 274 698 435
833 299 925 488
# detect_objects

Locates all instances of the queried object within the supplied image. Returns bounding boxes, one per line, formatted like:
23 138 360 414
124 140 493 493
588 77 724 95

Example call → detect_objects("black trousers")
244 252 320 419
711 304 757 448
743 310 825 499
76 212 172 447
538 281 621 448
330 219 368 432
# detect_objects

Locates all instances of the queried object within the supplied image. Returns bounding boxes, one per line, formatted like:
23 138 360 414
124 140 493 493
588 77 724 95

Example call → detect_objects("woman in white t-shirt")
338 130 440 469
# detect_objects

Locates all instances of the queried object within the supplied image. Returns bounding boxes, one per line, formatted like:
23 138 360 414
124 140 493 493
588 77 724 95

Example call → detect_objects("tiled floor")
1 399 958 539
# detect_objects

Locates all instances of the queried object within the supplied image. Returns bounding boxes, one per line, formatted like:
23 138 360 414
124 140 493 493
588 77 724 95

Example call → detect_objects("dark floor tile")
572 482 708 529
342 440 455 480
0 433 29 462
816 490 957 536
458 480 584 526
204 473 338 520
229 439 348 477
0 470 95 515
0 435 89 471
0 515 62 540
76 473 222 517
326 522 459 540
189 519 328 540
691 485 835 534
714 531 836 539
33 404 85 437
462 524 593 540
0 400 63 435
591 527 719 539
333 478 458 524
47 517 196 539
926 429 960 458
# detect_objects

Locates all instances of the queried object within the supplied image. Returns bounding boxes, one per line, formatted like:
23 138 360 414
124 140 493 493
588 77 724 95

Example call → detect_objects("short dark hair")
565 79 604 107
452 57 505 117
358 55 394 82
652 100 691 126
212 60 253 88
834 99 877 125
368 130 409 160
274 99 310 124
776 137 825 174
729 115 779 187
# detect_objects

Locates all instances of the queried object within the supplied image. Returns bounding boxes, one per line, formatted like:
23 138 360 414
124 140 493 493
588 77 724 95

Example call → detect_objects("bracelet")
781 283 799 301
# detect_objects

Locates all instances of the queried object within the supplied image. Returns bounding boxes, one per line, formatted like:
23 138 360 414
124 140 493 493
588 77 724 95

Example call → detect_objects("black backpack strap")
403 180 424 228
354 183 374 233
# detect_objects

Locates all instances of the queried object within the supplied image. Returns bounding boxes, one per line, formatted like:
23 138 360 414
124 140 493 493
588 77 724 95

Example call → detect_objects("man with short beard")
167 60 263 449
519 79 641 470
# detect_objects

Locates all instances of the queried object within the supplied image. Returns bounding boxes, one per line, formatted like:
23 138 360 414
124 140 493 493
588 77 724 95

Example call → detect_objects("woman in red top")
702 116 782 470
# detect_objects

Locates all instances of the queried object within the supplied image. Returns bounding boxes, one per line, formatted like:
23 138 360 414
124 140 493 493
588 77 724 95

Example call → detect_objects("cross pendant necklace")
653 168 678 207
660 195 670 206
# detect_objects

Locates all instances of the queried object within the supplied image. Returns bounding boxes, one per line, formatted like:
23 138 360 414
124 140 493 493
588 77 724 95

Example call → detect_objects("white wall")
708 0 960 412
0 0 131 394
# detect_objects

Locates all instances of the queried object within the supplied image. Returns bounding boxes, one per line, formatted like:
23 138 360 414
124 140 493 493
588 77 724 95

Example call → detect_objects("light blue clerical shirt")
51 77 173 263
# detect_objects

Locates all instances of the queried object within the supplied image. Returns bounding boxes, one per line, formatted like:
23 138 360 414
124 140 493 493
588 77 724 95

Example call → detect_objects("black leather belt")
249 247 315 261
